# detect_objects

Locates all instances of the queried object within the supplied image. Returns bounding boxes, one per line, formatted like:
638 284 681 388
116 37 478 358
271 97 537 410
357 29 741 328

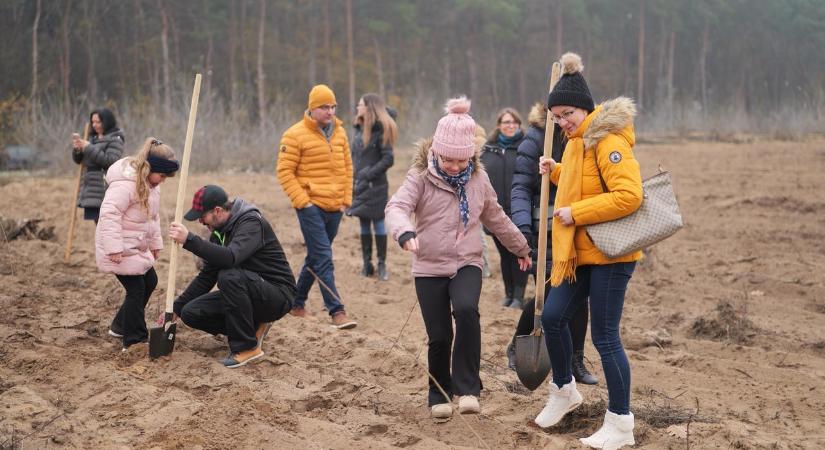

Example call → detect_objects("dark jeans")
414 266 482 406
542 262 636 414
515 297 588 355
294 205 344 315
175 268 293 353
358 217 386 236
492 235 529 299
113 267 158 348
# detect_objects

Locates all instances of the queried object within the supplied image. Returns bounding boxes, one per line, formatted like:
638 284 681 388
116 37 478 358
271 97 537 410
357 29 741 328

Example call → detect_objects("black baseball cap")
184 185 228 221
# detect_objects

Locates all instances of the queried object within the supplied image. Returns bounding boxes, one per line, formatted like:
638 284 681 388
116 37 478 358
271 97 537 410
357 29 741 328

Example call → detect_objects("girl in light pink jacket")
385 97 531 420
95 138 179 350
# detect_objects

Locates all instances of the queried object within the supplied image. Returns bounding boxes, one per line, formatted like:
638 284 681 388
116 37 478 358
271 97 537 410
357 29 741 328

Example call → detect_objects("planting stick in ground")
148 74 201 359
64 123 90 263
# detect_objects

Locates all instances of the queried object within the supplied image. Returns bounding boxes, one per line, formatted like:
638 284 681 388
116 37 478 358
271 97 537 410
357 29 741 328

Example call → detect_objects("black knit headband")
147 155 180 174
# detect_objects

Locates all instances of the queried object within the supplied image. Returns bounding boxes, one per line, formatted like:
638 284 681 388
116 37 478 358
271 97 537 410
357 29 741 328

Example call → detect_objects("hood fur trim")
527 102 548 129
582 97 636 150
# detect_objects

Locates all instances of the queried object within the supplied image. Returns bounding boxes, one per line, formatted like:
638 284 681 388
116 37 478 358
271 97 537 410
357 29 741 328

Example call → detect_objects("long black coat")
72 128 125 208
348 122 394 220
480 134 523 217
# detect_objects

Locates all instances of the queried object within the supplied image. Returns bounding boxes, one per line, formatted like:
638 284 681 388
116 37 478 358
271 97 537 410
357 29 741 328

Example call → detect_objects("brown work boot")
331 311 357 329
221 347 264 368
255 322 273 349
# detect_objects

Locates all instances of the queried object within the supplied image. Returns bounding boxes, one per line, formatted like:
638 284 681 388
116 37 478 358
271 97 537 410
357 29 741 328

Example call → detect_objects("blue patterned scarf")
433 156 475 227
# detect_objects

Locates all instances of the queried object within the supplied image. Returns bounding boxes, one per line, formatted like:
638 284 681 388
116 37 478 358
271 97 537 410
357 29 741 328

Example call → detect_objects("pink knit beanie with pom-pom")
431 96 476 159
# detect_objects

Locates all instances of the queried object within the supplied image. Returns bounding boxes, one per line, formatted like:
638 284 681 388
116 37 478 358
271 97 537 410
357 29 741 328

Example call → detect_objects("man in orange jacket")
276 84 356 329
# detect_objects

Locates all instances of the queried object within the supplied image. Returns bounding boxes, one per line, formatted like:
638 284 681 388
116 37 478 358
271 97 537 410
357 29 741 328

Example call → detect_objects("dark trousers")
113 267 158 348
542 262 636 414
492 235 529 299
414 266 482 406
175 268 293 353
515 297 589 354
294 205 344 315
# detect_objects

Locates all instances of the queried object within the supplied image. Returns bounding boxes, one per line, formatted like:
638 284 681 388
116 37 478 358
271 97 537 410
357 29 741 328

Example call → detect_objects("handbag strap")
591 148 610 193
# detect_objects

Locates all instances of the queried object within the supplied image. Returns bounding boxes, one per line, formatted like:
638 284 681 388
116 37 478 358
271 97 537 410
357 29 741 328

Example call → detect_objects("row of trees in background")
1 0 824 169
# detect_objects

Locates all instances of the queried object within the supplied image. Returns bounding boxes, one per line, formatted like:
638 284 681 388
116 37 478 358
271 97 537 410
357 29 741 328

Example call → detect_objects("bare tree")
157 0 171 113
555 0 563 59
637 0 646 110
699 16 710 118
256 0 266 128
59 0 72 108
228 0 238 107
373 36 384 98
346 0 355 120
31 0 41 120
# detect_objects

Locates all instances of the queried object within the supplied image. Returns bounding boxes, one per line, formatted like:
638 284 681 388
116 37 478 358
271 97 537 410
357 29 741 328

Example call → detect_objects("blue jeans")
359 217 386 236
294 205 344 315
542 262 636 414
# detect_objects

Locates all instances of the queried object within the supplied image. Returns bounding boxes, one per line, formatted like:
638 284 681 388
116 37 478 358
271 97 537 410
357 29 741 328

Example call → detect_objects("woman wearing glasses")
385 97 531 421
480 108 528 309
532 53 643 450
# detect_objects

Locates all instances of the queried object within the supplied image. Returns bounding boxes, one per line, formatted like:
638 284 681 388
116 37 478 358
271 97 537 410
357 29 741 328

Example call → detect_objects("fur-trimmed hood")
582 96 636 149
411 136 483 176
527 102 547 130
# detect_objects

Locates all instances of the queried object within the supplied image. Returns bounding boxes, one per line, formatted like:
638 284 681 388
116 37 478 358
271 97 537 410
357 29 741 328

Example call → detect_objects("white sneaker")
579 411 635 449
534 378 583 428
458 395 480 414
431 403 453 419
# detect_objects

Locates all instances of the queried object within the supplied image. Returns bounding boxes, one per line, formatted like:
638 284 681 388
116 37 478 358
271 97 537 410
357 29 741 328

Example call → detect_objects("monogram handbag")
585 164 683 259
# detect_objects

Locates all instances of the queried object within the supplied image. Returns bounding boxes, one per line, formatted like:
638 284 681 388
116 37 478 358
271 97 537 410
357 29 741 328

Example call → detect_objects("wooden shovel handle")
533 61 561 328
164 74 202 315
64 123 90 262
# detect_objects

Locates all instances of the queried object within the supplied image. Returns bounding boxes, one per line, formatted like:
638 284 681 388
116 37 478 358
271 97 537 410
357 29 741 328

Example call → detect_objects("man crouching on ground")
168 185 296 368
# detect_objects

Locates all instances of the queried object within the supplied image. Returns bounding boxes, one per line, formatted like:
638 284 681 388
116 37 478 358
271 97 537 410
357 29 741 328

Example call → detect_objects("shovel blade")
514 334 551 391
148 322 176 359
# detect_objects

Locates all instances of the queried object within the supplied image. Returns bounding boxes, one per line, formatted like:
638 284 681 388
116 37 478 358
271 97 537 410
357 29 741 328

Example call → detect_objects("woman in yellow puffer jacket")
531 53 643 450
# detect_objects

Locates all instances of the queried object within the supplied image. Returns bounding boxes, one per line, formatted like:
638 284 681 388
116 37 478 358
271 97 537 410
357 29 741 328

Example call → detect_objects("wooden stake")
532 61 561 334
163 74 202 319
64 123 90 262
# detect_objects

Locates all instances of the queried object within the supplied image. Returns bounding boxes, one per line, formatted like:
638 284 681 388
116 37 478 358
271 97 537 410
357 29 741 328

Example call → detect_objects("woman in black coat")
348 93 397 281
480 107 527 308
71 108 125 223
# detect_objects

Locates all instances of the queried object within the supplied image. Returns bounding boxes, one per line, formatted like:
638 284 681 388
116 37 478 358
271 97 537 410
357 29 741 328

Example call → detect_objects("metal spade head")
514 333 551 391
148 314 177 359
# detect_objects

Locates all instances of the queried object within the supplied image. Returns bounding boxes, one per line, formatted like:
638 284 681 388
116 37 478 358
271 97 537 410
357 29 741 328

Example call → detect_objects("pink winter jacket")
385 139 530 278
95 158 163 275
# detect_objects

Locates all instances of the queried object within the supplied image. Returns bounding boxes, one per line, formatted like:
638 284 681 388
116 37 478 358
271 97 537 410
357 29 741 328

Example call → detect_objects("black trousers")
114 267 158 347
515 296 589 354
492 235 529 299
414 266 482 406
175 268 293 353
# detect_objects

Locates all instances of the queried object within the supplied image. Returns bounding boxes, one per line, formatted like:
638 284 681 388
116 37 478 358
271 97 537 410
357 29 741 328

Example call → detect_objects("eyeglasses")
551 109 577 123
499 120 519 126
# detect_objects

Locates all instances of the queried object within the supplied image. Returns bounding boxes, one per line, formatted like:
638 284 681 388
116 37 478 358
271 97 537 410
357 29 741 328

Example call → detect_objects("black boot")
375 235 389 281
360 234 374 277
572 350 599 385
506 336 517 371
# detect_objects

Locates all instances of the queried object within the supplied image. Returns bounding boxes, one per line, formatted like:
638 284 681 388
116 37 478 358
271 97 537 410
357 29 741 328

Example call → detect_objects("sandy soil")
1 138 824 449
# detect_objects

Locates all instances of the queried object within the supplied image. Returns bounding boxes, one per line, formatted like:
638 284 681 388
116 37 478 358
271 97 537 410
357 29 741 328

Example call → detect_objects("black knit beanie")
547 52 595 113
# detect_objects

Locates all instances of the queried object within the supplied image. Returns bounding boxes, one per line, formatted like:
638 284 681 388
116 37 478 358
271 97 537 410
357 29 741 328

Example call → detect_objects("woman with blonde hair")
95 138 179 351
348 93 397 281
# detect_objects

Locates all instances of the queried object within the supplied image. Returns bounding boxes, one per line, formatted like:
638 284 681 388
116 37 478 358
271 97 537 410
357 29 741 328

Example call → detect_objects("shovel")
149 74 202 359
514 61 561 391
64 123 90 263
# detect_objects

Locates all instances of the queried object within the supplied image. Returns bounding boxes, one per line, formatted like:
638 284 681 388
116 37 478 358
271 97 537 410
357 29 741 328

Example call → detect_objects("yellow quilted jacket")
277 114 353 211
550 97 644 265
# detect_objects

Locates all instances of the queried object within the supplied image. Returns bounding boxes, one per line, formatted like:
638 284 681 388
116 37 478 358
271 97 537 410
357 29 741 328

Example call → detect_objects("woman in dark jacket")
506 102 597 385
71 108 125 223
480 108 527 308
348 93 397 281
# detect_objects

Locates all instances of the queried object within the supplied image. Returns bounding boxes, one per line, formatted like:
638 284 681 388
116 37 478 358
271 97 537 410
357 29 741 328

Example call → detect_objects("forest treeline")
2 0 823 170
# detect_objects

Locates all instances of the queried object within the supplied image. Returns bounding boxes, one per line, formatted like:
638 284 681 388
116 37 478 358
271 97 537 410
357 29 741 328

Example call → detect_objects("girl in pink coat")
385 97 531 420
95 138 179 350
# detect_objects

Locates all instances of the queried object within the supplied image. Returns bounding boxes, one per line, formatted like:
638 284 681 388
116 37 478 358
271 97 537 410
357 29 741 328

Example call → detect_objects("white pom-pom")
560 52 584 75
444 96 471 114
